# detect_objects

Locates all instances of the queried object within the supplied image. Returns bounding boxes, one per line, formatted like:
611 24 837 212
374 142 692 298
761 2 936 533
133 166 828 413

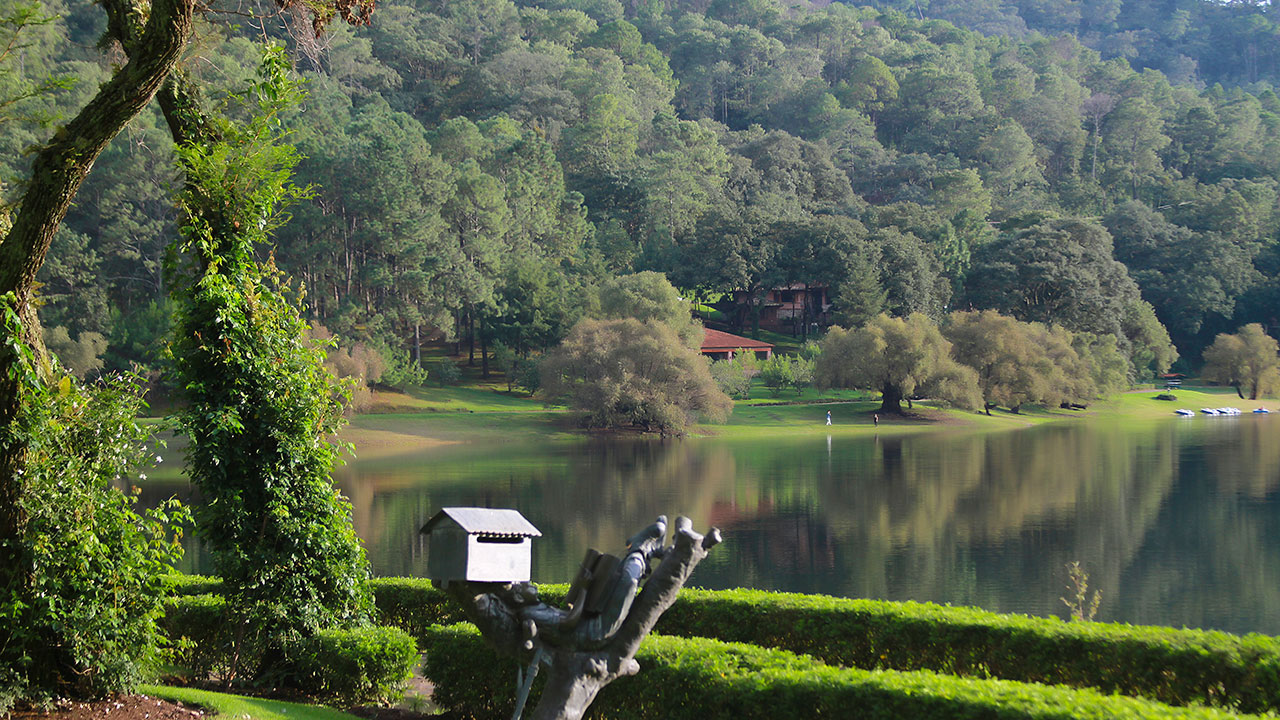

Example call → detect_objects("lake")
155 413 1280 636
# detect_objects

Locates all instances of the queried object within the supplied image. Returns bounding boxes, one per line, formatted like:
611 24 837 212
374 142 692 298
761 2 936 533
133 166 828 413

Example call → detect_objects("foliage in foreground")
0 294 186 710
420 623 1253 720
167 47 372 680
164 594 417 706
235 576 1280 715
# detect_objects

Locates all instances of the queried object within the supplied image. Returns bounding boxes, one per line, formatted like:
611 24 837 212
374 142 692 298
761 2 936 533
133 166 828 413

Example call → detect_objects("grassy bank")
336 380 1276 458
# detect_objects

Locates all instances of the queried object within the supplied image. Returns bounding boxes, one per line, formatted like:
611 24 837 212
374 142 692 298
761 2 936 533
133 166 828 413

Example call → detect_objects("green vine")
166 45 372 681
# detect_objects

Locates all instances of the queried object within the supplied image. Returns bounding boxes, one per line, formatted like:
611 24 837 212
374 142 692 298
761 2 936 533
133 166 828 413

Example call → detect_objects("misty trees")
1201 324 1280 401
816 314 980 413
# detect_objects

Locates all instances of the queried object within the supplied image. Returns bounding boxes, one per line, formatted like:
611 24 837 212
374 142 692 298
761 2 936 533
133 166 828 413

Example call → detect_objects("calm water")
154 414 1280 635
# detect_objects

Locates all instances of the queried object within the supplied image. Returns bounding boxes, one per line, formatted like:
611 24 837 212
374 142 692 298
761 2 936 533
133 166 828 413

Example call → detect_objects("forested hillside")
5 0 1279 380
843 0 1280 91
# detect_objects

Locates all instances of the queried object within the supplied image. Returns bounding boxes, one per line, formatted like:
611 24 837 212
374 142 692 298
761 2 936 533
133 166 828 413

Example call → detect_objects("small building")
728 284 833 334
701 328 774 361
421 507 542 583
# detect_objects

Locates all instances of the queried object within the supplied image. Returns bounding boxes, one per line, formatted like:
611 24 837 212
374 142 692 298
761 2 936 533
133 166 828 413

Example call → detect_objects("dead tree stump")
437 515 721 720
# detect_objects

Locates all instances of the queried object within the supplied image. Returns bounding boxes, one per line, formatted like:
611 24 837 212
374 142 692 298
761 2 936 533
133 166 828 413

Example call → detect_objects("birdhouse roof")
421 507 542 538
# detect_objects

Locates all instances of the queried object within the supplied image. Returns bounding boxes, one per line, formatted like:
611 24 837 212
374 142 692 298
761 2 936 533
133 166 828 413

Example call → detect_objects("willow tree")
816 313 980 413
1202 324 1280 400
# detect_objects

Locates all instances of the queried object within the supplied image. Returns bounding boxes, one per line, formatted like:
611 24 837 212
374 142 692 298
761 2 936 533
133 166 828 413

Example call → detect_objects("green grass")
368 383 549 413
138 685 365 720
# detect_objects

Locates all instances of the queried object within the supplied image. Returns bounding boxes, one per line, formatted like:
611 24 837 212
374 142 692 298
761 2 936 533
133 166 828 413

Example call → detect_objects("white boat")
1201 408 1219 415
1219 407 1242 415
1254 408 1271 414
1175 409 1195 416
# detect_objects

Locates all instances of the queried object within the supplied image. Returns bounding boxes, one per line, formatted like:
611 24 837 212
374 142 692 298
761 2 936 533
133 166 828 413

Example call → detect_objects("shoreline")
336 385 1276 463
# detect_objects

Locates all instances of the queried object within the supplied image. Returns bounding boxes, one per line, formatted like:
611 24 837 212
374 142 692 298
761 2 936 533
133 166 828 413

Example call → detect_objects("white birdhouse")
421 507 542 583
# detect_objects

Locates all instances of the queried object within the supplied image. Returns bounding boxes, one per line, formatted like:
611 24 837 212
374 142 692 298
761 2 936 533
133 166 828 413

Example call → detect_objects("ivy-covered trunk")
165 49 373 667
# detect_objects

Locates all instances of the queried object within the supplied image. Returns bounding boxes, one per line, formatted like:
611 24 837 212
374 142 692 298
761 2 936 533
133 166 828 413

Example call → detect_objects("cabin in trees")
700 328 774 361
727 285 833 335
421 507 542 583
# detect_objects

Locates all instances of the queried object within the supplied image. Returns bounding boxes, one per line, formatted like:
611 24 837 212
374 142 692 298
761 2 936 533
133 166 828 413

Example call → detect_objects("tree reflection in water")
152 416 1280 634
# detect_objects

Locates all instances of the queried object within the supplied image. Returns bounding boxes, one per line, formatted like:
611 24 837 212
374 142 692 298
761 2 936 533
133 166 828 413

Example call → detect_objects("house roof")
701 328 774 352
420 507 542 538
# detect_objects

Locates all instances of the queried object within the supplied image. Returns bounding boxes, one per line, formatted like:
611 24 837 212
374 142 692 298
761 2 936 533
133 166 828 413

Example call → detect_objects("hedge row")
658 588 1280 714
163 593 417 706
171 576 1280 713
420 623 1259 720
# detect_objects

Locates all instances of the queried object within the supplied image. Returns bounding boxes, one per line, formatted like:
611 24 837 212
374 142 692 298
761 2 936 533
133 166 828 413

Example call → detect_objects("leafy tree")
1105 200 1258 350
875 227 950 320
709 356 752 399
965 218 1140 338
596 271 702 348
759 355 795 397
0 298 186 707
945 310 1055 414
42 326 107 379
1074 331 1131 397
791 353 815 395
539 317 732 434
1122 299 1178 381
1201 324 1280 401
167 49 373 677
832 259 888 330
815 313 980 413
835 55 898 121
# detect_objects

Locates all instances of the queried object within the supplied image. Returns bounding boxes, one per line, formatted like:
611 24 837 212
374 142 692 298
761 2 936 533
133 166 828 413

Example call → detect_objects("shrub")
369 578 466 638
434 360 462 387
288 626 418 706
164 594 417 705
0 300 187 709
656 588 1280 713
419 624 1247 720
540 317 732 435
1155 393 1177 401
759 356 794 397
162 594 236 680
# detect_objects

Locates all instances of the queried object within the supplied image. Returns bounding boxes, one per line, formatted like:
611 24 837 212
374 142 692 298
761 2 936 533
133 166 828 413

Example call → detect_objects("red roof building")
700 328 773 361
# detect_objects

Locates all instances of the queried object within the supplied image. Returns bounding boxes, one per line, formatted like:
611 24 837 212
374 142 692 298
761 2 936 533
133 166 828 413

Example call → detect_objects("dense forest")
5 0 1279 382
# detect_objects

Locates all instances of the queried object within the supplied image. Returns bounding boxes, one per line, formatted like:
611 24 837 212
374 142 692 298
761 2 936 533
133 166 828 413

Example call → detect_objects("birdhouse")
420 507 542 583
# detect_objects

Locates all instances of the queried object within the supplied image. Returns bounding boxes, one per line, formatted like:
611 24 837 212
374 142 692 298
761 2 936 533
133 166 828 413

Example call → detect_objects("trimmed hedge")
657 588 1280 714
289 626 418 706
420 623 1258 720
172 577 1280 713
163 593 234 679
163 593 417 705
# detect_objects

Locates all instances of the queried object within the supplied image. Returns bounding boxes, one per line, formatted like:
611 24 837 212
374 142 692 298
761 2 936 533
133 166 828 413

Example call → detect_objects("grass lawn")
138 685 364 720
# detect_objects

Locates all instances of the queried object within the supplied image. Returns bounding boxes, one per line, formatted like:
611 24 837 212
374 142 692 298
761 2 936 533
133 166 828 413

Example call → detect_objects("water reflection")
150 415 1280 635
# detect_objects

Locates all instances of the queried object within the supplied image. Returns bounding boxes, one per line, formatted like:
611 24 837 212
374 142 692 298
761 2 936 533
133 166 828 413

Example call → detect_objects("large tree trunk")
0 0 195 592
878 383 904 414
